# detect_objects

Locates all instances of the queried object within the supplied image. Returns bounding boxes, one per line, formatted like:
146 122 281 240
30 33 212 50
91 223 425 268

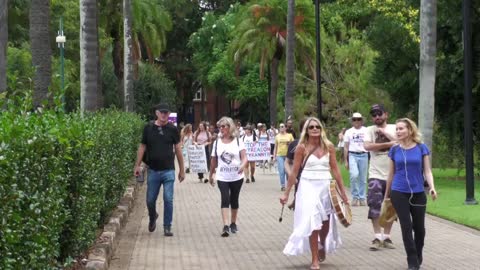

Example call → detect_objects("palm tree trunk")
80 0 99 112
270 56 280 126
30 0 51 108
0 0 7 93
96 6 103 108
124 0 134 112
285 0 295 120
418 0 437 157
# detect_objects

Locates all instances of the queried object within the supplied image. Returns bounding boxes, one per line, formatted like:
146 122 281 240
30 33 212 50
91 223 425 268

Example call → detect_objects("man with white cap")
343 112 369 206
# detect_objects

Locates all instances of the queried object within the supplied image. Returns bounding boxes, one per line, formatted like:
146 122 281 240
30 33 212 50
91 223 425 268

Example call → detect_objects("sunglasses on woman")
308 125 321 130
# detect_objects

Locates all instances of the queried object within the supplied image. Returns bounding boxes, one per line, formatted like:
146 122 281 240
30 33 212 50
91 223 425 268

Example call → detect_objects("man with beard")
363 104 397 251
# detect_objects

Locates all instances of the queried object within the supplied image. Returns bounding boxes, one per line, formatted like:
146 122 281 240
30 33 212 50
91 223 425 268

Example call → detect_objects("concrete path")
110 168 480 270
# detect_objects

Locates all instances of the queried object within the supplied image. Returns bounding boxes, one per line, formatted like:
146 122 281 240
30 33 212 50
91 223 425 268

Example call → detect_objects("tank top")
301 153 332 180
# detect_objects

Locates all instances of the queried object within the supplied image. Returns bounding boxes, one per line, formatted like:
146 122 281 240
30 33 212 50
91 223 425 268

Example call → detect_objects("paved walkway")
110 167 480 270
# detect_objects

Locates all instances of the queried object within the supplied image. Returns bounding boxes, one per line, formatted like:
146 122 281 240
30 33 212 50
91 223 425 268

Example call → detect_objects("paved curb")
84 181 141 270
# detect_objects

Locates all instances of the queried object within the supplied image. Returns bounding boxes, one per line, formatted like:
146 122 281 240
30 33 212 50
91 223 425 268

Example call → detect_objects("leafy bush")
134 63 177 120
0 105 143 269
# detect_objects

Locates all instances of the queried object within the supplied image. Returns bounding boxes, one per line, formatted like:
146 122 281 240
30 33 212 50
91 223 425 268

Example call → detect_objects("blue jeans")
147 169 175 228
348 152 368 200
277 156 286 187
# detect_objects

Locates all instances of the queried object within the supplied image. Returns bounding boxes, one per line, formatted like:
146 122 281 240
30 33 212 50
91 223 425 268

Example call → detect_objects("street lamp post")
462 0 477 205
314 0 322 121
56 17 66 111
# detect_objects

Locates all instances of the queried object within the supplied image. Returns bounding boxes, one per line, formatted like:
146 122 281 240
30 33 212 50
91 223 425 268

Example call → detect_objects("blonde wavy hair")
396 118 422 144
298 117 332 152
217 116 238 139
181 124 192 137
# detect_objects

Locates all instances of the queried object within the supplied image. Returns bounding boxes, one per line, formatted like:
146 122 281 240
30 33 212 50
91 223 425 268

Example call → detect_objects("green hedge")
0 109 143 269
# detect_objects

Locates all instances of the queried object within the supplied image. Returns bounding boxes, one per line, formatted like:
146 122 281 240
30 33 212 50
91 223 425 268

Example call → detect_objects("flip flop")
318 249 326 262
310 265 320 270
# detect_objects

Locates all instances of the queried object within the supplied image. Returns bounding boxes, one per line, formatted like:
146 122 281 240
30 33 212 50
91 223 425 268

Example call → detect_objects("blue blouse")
388 143 430 193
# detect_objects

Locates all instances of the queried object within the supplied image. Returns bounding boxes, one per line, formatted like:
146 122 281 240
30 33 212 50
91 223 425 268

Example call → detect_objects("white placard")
244 141 271 161
187 145 208 173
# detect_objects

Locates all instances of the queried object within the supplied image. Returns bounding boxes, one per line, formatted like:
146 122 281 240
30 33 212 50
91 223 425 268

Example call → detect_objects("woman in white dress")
180 124 193 173
280 117 349 270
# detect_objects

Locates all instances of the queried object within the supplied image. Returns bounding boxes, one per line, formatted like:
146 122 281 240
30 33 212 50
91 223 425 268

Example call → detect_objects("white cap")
352 112 363 118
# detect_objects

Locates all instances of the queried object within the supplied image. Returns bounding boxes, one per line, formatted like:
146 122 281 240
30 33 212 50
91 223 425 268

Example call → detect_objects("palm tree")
418 0 437 156
285 0 295 119
230 0 315 125
30 0 51 108
0 0 7 93
80 0 99 112
124 0 134 112
132 0 172 63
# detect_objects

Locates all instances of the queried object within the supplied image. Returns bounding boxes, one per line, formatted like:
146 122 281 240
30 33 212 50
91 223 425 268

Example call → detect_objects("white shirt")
344 126 368 152
242 134 255 143
212 138 246 182
267 128 277 144
364 124 397 180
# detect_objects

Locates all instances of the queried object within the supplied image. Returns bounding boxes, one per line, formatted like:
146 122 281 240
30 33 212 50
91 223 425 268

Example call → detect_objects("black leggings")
390 190 427 268
217 179 244 209
198 146 210 179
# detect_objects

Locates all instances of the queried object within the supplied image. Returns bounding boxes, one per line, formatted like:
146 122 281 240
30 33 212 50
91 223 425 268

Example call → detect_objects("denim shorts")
367 178 387 219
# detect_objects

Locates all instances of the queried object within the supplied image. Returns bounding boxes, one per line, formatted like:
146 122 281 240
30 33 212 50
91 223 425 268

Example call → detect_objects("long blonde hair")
298 117 332 152
396 118 422 144
181 124 192 138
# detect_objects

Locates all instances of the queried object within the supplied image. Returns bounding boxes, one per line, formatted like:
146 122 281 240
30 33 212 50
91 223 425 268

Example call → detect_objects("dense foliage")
0 98 143 268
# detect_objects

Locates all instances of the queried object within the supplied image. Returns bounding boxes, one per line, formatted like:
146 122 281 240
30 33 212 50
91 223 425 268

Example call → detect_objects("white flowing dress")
283 153 342 256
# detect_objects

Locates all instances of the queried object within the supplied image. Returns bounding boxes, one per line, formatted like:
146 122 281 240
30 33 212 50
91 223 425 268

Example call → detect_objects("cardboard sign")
244 141 271 161
187 145 208 173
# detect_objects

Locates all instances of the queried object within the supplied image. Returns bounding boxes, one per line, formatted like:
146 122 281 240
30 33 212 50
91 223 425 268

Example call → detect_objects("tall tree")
418 0 437 154
0 0 7 93
285 0 295 119
80 0 99 112
123 0 134 111
230 0 315 125
30 0 51 107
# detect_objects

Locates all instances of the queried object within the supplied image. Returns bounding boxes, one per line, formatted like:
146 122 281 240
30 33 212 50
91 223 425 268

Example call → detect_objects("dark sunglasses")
371 111 383 117
308 125 321 130
352 118 362 121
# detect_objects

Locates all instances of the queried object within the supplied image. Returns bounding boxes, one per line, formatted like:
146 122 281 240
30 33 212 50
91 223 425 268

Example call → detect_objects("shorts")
367 178 387 219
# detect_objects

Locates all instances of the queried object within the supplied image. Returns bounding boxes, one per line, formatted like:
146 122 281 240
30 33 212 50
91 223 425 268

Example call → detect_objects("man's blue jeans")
147 169 175 228
277 156 286 188
348 152 368 200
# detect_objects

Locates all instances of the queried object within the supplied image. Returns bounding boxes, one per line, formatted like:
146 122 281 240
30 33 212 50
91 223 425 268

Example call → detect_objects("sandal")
310 264 320 270
318 249 326 262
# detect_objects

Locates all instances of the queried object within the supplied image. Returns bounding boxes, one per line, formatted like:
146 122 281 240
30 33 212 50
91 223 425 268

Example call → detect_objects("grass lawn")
339 165 480 230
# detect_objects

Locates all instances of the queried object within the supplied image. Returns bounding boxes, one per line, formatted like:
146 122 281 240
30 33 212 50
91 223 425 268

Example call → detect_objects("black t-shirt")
287 139 302 179
141 122 180 171
286 128 296 139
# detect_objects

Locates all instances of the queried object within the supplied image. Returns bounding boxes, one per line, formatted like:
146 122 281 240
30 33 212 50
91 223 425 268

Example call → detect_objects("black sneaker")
204 179 209 183
230 223 238 233
246 179 250 183
164 226 174 237
221 225 230 237
251 176 255 183
148 213 159 232
383 238 395 249
369 238 382 251
186 168 190 173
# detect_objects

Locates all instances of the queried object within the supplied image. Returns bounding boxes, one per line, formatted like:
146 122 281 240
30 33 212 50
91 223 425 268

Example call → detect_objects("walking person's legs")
250 161 256 182
146 169 162 232
229 179 243 233
391 191 420 268
244 162 251 183
277 156 286 190
217 181 231 237
309 230 320 269
357 153 369 205
411 192 427 266
161 170 175 236
348 154 360 205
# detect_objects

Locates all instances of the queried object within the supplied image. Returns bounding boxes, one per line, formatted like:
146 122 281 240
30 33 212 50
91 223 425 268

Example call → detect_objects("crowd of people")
133 102 437 270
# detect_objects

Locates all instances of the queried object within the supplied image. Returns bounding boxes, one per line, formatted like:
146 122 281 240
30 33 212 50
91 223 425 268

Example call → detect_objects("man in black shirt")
286 118 296 139
284 118 306 209
134 103 185 236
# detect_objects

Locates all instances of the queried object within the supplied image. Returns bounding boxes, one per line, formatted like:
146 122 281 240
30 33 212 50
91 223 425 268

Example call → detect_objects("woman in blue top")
385 118 437 270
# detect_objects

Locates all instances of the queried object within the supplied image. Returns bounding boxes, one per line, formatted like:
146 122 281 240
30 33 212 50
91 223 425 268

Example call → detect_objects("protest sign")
188 145 208 173
244 141 271 161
